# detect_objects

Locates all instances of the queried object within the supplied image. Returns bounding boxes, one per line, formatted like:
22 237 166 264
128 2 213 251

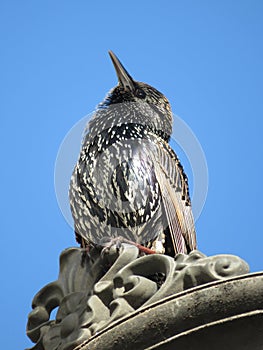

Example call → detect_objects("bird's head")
98 51 173 140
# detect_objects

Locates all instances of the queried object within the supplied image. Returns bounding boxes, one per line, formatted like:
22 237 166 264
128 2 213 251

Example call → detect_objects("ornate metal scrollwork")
26 245 249 350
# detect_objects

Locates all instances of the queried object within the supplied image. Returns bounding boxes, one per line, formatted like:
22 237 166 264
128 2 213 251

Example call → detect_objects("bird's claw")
100 237 124 258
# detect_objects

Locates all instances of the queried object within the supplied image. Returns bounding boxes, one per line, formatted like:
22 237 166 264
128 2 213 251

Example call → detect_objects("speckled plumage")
69 51 196 255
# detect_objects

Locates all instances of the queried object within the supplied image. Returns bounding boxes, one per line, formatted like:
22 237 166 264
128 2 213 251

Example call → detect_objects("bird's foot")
99 236 156 256
100 237 124 256
80 245 94 266
151 233 165 254
130 241 156 255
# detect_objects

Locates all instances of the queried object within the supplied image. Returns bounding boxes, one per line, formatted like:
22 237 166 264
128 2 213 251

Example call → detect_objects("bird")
69 51 197 256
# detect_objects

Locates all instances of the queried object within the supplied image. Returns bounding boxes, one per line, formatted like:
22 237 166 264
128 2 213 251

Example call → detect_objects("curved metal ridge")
78 271 263 346
79 273 263 350
147 310 263 350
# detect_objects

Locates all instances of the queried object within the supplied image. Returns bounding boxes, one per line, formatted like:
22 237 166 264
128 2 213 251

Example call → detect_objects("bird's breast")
76 126 162 225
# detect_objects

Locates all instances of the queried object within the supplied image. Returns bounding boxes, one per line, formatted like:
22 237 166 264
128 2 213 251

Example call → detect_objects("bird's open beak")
108 50 135 92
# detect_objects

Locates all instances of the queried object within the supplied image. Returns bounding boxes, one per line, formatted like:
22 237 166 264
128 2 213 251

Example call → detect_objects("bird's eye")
135 88 146 99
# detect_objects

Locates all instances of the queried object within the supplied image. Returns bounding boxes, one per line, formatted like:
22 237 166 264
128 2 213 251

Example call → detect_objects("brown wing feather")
151 136 197 254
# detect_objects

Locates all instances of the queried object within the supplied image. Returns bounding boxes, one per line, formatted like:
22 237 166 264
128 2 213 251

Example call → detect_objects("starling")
69 51 196 255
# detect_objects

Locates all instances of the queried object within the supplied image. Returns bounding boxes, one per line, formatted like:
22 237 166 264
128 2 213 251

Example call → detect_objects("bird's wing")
151 136 197 254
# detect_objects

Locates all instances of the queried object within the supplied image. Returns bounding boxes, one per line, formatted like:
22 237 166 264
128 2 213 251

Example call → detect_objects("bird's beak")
108 50 135 92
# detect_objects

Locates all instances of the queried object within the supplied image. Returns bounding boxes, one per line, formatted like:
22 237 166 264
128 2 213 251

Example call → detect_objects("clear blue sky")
1 1 263 349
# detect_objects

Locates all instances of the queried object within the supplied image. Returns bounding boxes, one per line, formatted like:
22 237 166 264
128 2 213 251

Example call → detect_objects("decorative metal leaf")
26 245 249 350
